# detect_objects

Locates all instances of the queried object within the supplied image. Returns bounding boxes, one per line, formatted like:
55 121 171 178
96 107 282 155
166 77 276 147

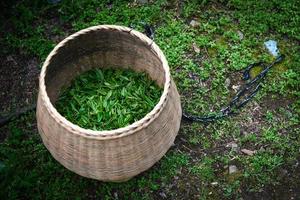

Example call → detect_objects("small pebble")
232 85 240 92
211 182 218 186
113 192 118 199
226 142 238 151
237 30 244 40
229 165 238 174
159 192 167 199
225 78 231 88
190 19 200 27
192 43 200 53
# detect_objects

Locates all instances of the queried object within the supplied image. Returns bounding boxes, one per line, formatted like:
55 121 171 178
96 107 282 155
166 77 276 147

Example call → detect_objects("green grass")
0 112 189 199
55 68 161 131
0 0 300 199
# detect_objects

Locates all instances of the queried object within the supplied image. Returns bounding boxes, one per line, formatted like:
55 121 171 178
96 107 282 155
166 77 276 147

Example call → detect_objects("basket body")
37 25 181 182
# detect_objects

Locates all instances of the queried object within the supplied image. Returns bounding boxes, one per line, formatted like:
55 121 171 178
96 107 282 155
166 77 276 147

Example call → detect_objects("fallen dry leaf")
241 149 256 156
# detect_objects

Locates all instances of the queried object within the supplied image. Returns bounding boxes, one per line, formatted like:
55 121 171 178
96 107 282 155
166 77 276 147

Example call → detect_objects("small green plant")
55 68 162 131
189 157 215 181
243 152 284 189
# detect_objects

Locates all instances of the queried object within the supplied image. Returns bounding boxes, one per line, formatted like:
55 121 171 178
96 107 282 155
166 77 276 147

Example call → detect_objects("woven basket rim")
39 25 171 140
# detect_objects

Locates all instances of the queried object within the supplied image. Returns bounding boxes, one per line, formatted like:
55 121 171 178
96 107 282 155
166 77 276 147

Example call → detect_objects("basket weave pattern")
37 25 182 182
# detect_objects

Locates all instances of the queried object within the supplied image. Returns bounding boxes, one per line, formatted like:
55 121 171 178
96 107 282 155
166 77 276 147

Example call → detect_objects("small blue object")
264 40 279 57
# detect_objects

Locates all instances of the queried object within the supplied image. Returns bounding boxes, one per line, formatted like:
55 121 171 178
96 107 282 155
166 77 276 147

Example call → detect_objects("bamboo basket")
36 25 182 182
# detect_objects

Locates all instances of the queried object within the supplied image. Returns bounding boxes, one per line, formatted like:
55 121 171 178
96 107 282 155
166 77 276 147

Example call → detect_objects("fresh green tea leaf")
56 68 162 131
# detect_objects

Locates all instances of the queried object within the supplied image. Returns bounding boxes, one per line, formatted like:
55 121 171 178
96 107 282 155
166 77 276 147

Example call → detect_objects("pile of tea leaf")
55 68 162 131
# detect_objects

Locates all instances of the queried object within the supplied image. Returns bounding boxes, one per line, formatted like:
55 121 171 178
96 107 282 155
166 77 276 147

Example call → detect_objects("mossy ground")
0 0 299 199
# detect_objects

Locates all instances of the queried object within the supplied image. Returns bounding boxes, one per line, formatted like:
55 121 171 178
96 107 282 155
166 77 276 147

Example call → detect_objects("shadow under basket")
37 25 182 182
